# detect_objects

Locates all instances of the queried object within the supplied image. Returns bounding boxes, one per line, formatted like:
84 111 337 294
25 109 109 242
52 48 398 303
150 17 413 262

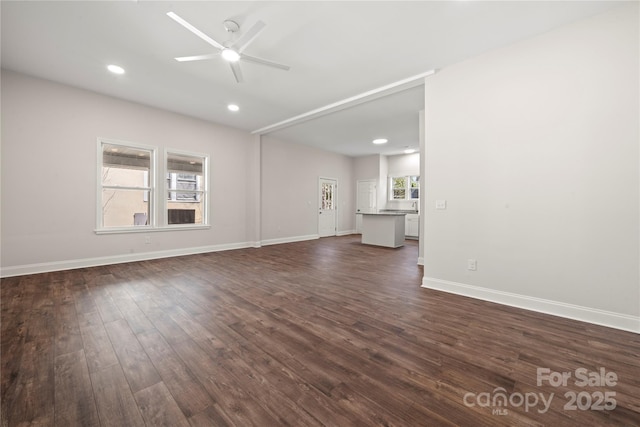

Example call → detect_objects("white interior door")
318 178 337 237
356 179 377 214
356 179 377 234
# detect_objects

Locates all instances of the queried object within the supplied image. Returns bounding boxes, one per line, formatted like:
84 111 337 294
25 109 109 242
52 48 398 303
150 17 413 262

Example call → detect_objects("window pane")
99 140 154 230
102 189 149 227
103 166 148 187
166 151 207 225
410 188 419 199
167 172 201 201
167 199 205 224
103 144 151 170
410 176 419 188
167 153 203 174
393 189 406 199
321 182 335 210
393 177 406 189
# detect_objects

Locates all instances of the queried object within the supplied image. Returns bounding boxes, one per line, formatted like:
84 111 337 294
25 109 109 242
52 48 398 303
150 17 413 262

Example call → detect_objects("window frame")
96 138 157 233
163 148 209 228
388 175 420 201
95 139 211 234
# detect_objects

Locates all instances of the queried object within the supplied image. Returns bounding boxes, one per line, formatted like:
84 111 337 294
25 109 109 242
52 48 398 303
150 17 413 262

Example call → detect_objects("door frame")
318 176 338 237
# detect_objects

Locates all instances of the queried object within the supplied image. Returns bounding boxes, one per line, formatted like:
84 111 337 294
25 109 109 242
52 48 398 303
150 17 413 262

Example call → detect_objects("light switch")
435 199 447 210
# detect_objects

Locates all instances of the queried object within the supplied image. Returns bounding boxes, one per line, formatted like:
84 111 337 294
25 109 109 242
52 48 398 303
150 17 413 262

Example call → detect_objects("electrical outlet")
144 236 151 244
467 259 477 271
435 199 447 210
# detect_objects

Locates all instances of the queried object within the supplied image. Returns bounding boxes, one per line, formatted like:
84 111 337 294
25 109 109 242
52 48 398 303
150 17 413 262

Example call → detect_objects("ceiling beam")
251 69 436 135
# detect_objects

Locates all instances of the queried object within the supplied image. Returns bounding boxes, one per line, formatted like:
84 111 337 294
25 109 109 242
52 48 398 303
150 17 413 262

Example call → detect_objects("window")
99 140 155 229
166 151 208 225
392 177 407 200
389 175 420 200
321 182 335 210
409 175 420 199
97 140 209 232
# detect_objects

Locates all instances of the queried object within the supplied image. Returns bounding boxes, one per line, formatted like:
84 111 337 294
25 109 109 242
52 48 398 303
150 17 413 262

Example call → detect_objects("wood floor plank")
136 329 214 418
133 381 190 427
4 338 55 426
90 364 145 427
54 302 84 357
103 318 161 393
54 349 100 426
2 236 639 426
77 311 119 373
1 277 32 416
188 404 234 427
171 337 283 426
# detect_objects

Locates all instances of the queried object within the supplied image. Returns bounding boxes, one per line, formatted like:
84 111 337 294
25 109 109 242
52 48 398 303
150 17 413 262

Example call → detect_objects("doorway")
318 177 337 237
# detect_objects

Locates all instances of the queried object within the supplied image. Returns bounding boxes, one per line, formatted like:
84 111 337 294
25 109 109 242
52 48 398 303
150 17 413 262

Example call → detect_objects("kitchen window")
389 175 420 200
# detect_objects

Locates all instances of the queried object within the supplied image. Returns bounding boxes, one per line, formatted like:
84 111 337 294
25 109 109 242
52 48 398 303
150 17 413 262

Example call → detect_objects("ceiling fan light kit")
107 64 125 75
167 11 290 83
221 48 240 62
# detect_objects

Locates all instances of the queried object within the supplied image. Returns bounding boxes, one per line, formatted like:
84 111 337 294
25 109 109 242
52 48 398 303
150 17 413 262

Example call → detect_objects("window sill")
95 225 211 235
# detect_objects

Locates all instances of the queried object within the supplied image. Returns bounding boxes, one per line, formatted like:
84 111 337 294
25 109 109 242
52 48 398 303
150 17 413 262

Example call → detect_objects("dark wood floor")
2 235 639 426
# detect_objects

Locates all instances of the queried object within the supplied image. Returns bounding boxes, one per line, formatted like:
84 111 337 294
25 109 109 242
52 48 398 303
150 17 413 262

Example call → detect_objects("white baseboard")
417 257 424 266
0 241 257 278
1 233 352 278
422 277 639 334
260 234 319 247
337 229 356 236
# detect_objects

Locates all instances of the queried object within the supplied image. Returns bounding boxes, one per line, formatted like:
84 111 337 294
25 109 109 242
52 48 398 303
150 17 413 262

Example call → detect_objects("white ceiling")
1 1 620 157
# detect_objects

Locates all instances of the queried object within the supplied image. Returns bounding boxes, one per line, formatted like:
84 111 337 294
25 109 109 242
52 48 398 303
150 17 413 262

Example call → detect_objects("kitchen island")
361 212 407 248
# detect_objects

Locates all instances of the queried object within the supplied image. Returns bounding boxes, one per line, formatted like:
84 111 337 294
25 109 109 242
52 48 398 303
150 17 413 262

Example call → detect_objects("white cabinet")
405 214 419 238
361 213 406 248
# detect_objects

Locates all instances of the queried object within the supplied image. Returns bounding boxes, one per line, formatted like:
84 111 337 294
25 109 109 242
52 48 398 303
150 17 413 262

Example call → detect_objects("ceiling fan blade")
229 62 243 83
174 53 218 62
231 20 266 53
240 54 290 71
167 11 224 50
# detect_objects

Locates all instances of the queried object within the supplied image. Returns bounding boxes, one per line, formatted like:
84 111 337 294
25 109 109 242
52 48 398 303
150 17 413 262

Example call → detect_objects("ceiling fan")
167 12 290 83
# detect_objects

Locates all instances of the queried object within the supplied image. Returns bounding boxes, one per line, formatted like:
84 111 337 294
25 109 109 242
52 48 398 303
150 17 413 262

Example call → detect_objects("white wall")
422 4 639 332
0 71 359 275
387 153 419 176
1 70 258 275
260 135 355 243
354 154 380 182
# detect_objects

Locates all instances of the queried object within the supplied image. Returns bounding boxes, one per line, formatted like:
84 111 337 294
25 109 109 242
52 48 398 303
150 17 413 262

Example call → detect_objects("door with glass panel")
318 178 337 237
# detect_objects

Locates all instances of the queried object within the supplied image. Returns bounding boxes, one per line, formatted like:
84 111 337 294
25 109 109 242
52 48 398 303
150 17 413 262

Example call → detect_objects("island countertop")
359 212 407 216
359 209 417 215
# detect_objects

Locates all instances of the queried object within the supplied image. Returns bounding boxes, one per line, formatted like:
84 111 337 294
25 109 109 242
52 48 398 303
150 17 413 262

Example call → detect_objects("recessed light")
372 138 388 145
404 149 416 154
107 64 125 75
221 48 240 62
227 104 240 112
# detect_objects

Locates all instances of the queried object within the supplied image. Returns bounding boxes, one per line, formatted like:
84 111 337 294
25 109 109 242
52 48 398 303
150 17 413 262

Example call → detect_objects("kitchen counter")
360 212 406 248
364 212 408 216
